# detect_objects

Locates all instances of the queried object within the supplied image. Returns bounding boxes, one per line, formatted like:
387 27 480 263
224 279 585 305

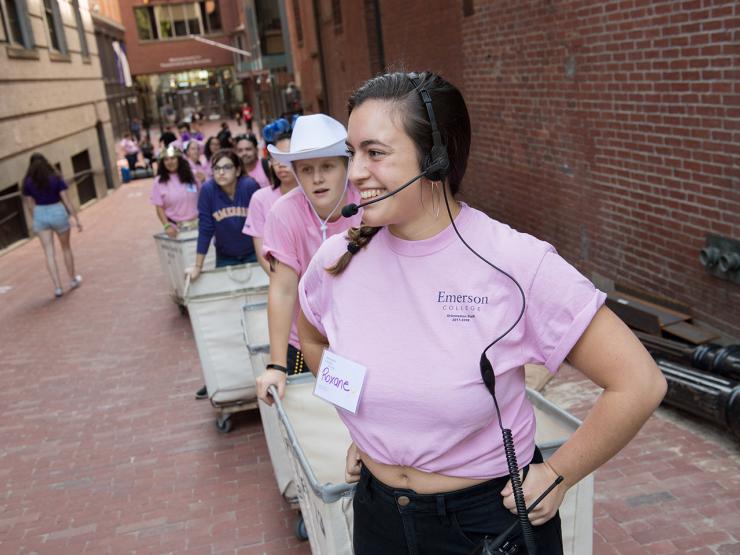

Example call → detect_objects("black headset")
407 72 451 182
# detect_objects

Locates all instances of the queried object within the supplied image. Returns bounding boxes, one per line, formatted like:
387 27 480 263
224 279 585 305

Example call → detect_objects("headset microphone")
340 158 447 218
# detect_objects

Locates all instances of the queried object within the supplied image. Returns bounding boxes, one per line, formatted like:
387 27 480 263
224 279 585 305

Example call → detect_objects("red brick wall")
283 0 323 113
120 0 238 75
284 0 739 336
462 0 739 336
378 0 464 87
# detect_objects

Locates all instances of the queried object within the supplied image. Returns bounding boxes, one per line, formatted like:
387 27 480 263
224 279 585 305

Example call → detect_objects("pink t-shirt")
242 185 282 239
298 204 606 479
263 185 362 348
187 157 212 184
248 160 271 189
149 173 199 223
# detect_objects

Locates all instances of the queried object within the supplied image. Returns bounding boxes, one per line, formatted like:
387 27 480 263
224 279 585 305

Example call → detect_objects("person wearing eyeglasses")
188 149 260 281
188 148 261 400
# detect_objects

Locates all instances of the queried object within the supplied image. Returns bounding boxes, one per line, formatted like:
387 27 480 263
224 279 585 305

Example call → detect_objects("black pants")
353 447 563 555
286 344 311 375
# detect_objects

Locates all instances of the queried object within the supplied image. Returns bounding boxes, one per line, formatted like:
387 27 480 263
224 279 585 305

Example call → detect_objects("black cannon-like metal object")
657 358 740 439
636 331 740 382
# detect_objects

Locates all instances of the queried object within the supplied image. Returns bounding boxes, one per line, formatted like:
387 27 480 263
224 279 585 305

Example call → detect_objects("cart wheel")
294 515 308 541
216 415 233 434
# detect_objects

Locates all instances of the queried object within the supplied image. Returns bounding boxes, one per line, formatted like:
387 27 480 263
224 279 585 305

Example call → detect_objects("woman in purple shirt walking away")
22 153 82 298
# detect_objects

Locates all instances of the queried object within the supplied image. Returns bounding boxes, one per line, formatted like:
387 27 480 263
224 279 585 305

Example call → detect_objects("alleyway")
0 177 310 555
1 174 739 554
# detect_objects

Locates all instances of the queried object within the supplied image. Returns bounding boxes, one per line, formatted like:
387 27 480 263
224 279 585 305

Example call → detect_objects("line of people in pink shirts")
150 72 664 554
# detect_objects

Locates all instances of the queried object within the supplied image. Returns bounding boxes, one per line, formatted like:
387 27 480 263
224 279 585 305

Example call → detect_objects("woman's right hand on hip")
345 442 363 483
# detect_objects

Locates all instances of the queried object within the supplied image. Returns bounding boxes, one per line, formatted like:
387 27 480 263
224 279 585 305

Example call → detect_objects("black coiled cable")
444 188 538 555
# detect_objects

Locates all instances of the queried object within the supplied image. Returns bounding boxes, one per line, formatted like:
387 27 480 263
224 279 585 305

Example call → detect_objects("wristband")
266 363 289 374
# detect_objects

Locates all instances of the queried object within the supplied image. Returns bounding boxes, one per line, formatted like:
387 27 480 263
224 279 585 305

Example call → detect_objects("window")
155 5 173 39
71 0 88 56
291 0 302 46
134 6 156 40
198 0 221 33
42 0 67 53
170 3 200 36
1 0 34 48
255 0 283 55
331 0 342 34
135 2 219 42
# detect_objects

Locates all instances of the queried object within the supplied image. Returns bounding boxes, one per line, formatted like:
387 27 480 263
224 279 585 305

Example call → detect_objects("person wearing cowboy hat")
256 114 363 403
150 145 200 238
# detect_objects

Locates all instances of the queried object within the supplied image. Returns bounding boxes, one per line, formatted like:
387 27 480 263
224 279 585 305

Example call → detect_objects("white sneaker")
70 275 82 289
54 288 63 298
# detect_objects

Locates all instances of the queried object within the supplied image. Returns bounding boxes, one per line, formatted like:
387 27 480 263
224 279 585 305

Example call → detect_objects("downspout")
311 0 330 113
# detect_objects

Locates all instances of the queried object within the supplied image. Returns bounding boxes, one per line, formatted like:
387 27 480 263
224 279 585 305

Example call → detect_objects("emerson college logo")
436 290 489 323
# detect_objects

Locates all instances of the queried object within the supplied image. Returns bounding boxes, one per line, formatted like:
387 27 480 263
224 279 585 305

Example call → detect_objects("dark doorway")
0 184 29 250
96 120 115 189
71 150 97 205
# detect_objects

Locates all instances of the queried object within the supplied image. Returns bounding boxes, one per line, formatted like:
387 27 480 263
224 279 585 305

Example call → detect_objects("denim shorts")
353 447 563 555
33 203 69 233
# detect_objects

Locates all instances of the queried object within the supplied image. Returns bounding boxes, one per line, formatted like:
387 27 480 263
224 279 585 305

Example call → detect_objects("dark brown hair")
328 71 471 275
24 153 59 193
157 152 196 185
210 149 244 177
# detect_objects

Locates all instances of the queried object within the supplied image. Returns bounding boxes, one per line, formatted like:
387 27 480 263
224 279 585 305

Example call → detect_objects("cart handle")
227 264 254 284
183 272 191 301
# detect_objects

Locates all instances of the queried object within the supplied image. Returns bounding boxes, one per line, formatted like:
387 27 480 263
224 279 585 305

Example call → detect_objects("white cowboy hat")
267 114 348 164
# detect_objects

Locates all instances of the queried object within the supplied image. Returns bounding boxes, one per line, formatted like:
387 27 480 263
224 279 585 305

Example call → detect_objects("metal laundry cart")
270 377 593 554
241 298 299 502
184 263 268 432
153 229 215 310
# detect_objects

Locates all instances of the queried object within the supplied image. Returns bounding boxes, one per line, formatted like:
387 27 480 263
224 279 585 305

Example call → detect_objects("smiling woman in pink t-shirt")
149 146 199 238
255 115 362 401
296 72 667 555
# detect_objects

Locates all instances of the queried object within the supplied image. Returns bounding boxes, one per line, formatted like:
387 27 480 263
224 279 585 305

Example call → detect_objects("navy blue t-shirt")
23 175 67 205
197 176 259 258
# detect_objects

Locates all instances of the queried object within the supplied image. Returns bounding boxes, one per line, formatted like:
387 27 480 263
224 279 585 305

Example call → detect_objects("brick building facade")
284 0 739 337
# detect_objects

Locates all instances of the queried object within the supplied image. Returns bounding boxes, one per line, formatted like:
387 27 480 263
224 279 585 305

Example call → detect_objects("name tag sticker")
313 350 367 414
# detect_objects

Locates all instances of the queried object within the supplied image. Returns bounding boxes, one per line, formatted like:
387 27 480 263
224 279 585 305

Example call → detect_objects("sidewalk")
1 179 738 554
0 179 310 555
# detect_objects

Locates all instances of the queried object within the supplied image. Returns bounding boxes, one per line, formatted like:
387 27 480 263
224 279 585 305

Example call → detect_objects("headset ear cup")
423 146 451 182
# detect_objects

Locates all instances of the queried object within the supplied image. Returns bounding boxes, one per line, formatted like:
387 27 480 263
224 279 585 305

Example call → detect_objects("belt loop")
436 495 449 526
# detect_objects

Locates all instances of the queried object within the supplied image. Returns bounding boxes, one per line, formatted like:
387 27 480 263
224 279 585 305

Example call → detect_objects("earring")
431 181 441 219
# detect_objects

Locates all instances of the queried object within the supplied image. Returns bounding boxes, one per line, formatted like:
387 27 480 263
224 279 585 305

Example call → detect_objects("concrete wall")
0 0 118 249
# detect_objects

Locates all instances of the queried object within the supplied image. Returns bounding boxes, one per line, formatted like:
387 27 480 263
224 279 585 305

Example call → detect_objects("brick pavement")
0 178 310 555
1 174 739 554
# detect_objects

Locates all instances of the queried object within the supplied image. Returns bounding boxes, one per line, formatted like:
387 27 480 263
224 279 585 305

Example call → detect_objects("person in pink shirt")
235 134 271 189
183 139 211 185
296 72 667 554
150 146 199 238
242 132 299 274
255 114 362 399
